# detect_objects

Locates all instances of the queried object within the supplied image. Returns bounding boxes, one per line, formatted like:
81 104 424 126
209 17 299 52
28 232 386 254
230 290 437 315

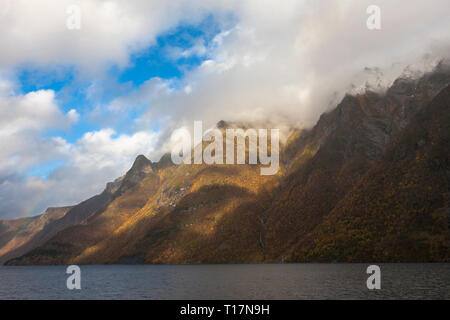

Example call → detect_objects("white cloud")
3 1 449 126
110 0 449 139
0 90 64 133
0 77 158 218
72 128 158 170
167 38 208 61
0 0 235 75
0 126 159 219
0 82 72 173
67 109 80 123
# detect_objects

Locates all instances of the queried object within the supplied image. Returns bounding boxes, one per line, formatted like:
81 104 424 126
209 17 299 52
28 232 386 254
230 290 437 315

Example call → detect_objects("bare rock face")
126 155 153 181
105 176 124 194
150 153 174 171
284 62 450 170
113 155 153 196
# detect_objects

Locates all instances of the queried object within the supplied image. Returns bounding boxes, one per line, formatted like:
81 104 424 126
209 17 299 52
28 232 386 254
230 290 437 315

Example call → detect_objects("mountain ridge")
2 64 450 265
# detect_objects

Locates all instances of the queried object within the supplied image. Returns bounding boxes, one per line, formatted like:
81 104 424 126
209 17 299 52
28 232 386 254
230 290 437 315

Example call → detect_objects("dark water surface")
0 263 448 299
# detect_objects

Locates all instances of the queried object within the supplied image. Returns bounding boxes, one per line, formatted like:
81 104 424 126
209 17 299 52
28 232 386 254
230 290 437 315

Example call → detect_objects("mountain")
263 62 450 262
0 206 73 264
0 155 159 264
3 154 164 265
3 63 450 265
291 84 450 262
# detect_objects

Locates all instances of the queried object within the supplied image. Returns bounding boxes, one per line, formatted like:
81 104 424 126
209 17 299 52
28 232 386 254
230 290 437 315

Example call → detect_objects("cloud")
0 82 71 173
3 1 449 124
0 175 50 219
71 128 158 170
67 109 80 123
151 1 450 127
0 0 234 75
0 80 71 218
0 77 159 218
1 0 450 218
0 127 159 219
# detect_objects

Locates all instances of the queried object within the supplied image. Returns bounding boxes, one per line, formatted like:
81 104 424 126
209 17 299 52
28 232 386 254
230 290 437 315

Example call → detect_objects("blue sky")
17 15 224 180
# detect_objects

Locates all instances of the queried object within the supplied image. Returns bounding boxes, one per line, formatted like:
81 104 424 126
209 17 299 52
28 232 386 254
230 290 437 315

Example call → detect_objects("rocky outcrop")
114 155 153 196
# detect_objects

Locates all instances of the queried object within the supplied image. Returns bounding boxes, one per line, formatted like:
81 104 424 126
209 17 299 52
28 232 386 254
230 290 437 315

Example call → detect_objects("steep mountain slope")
290 85 450 262
262 64 450 262
6 159 276 265
0 206 73 264
3 63 450 265
76 163 276 264
5 155 162 265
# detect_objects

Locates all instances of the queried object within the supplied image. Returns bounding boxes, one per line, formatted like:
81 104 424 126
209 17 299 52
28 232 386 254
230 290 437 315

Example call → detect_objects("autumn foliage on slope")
291 85 450 262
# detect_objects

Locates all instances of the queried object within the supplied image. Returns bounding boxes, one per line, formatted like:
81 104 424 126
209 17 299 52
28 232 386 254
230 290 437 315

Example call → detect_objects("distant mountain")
3 63 450 265
0 206 73 264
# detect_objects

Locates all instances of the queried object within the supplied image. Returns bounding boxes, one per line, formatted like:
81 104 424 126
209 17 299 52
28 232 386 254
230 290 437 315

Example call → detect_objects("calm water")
0 263 448 299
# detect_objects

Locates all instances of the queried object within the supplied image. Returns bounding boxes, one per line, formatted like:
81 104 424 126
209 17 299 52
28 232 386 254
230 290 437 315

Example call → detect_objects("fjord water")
0 263 448 299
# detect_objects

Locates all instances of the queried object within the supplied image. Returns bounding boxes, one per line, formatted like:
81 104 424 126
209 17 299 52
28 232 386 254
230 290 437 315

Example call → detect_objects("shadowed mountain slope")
289 85 450 262
262 64 450 262
0 206 73 264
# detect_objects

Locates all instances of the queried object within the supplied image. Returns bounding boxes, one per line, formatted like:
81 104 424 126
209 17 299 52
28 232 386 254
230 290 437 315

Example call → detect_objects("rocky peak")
106 155 153 196
151 153 174 171
131 154 152 170
123 154 152 181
